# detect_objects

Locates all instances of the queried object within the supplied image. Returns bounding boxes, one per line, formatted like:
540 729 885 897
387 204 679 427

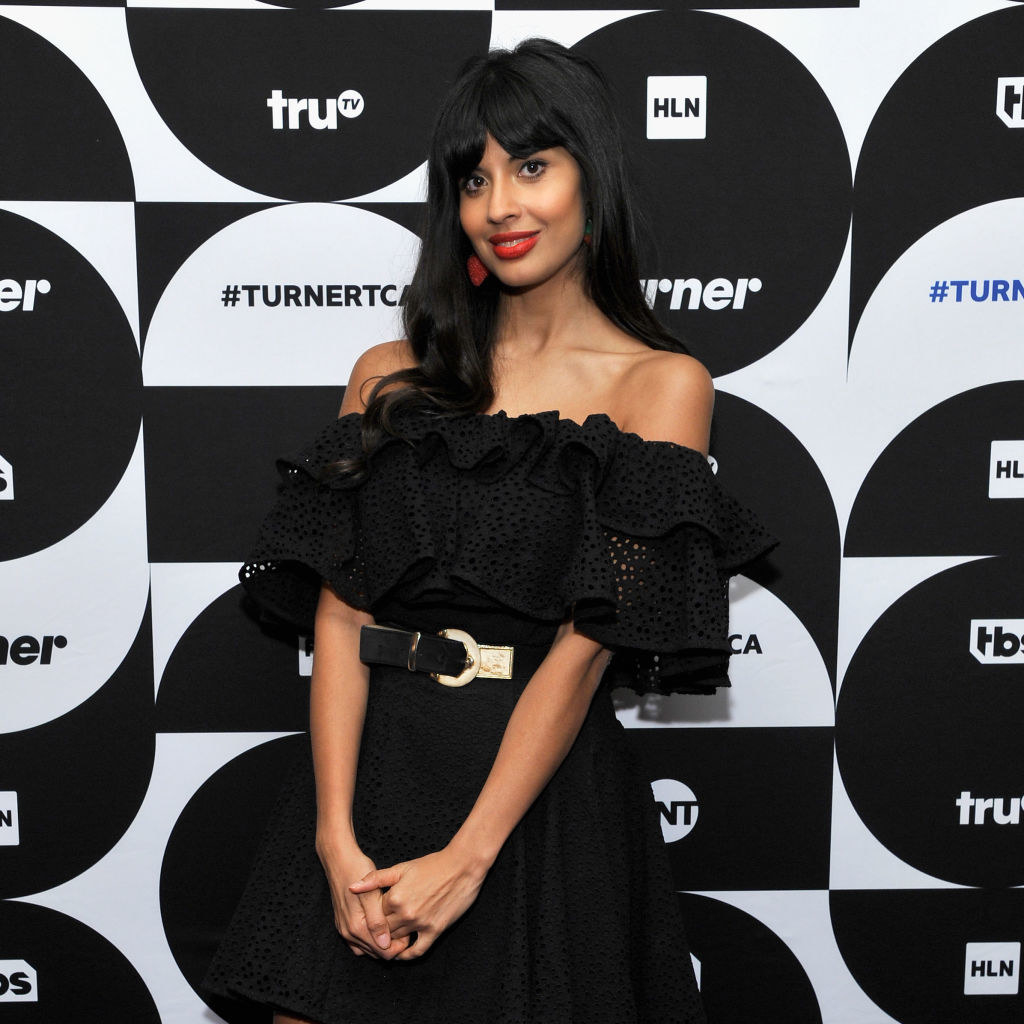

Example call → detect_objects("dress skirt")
202 618 707 1024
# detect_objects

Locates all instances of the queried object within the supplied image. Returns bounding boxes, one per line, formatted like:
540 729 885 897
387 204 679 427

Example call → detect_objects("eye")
460 174 486 195
520 159 547 178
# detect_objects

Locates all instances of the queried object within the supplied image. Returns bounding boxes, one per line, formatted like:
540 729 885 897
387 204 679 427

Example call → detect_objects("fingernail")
376 933 390 949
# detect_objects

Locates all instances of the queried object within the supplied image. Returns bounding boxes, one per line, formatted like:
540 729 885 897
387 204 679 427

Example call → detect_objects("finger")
356 891 392 950
348 866 402 893
395 935 432 961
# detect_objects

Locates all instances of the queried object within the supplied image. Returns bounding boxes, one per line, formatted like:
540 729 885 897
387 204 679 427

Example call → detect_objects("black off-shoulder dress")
202 406 776 1024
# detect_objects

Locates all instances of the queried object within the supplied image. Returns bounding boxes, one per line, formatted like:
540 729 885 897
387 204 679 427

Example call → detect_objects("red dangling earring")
583 216 593 247
467 253 489 286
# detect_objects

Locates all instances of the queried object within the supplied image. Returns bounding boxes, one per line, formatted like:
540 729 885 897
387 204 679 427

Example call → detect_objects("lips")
488 230 540 260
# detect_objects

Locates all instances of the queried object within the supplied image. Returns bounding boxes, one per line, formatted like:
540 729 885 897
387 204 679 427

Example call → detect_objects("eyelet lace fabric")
239 406 777 695
207 405 778 1024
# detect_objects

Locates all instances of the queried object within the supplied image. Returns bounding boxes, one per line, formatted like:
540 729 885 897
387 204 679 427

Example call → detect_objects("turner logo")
956 791 1024 826
0 962 36 1002
996 77 1024 128
0 634 67 665
0 792 19 846
652 778 699 842
641 277 762 312
964 942 1020 995
267 89 364 130
0 278 50 311
989 441 1024 499
970 621 1024 664
0 453 12 501
647 76 706 140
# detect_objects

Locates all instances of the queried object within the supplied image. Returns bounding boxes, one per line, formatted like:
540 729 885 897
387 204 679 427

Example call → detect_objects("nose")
486 175 520 224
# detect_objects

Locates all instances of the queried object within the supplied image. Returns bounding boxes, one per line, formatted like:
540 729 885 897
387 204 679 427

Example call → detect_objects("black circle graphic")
0 604 155 899
156 584 310 734
846 382 1024 556
851 5 1024 346
576 9 851 376
161 735 306 1024
0 900 160 1021
126 10 491 200
0 16 133 200
0 209 142 561
680 892 822 1024
832 888 1024 1024
837 557 1024 887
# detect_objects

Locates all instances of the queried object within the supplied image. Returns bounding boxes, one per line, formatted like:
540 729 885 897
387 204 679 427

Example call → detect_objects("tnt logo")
0 961 36 1002
989 441 1024 498
652 778 699 842
0 453 12 501
996 78 1024 128
970 621 1024 664
964 942 1020 995
0 792 18 846
267 89 364 130
298 635 313 677
647 76 707 140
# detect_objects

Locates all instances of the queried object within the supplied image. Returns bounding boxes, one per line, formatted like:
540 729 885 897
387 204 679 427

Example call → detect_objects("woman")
204 37 775 1024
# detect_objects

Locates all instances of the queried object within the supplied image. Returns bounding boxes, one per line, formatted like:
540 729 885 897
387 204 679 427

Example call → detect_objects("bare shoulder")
337 340 418 417
620 350 714 454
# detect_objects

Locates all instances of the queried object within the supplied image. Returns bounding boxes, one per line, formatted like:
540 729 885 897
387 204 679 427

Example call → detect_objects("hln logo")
989 440 1024 498
0 792 19 846
647 76 707 140
970 620 1024 664
0 961 36 1002
996 77 1024 127
651 778 699 843
964 942 1020 995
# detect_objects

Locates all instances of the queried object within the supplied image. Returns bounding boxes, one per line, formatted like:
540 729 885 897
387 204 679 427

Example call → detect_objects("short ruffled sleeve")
569 433 777 696
238 416 370 633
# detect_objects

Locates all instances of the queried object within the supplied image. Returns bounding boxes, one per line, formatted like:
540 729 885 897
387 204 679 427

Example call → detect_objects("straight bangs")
436 67 574 187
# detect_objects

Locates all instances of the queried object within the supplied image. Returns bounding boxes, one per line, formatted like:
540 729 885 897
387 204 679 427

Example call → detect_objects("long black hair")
330 37 687 481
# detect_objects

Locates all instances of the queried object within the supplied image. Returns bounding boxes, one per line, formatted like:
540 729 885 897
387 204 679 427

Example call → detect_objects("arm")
311 341 417 959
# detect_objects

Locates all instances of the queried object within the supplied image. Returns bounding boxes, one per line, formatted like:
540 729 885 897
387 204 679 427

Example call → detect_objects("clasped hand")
346 847 485 961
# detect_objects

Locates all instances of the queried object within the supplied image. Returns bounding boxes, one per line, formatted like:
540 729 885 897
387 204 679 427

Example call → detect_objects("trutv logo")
647 76 706 139
267 89 364 130
0 962 37 1002
970 621 1024 664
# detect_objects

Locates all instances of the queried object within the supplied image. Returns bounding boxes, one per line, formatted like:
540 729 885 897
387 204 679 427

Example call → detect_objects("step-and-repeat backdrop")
2 1 1022 1021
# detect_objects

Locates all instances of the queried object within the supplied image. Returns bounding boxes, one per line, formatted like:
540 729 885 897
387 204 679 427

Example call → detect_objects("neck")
494 260 600 356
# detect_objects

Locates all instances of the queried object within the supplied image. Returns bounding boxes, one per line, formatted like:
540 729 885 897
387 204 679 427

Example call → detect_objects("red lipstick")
489 230 540 260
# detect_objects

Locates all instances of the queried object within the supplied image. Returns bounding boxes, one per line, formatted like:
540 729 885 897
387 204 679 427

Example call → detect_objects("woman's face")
459 133 587 291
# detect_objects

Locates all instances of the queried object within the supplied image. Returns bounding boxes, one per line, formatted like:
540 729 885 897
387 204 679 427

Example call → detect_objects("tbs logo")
647 76 706 140
267 89 364 130
997 77 1024 128
652 778 699 843
970 621 1024 664
0 961 36 1002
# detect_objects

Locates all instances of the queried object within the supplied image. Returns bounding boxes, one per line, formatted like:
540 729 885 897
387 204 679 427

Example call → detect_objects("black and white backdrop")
2 1 1023 1021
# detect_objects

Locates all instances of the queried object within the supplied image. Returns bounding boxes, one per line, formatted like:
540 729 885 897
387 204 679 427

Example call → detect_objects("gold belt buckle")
430 627 515 687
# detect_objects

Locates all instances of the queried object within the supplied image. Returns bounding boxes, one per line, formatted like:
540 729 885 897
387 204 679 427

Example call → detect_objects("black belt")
359 623 549 687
